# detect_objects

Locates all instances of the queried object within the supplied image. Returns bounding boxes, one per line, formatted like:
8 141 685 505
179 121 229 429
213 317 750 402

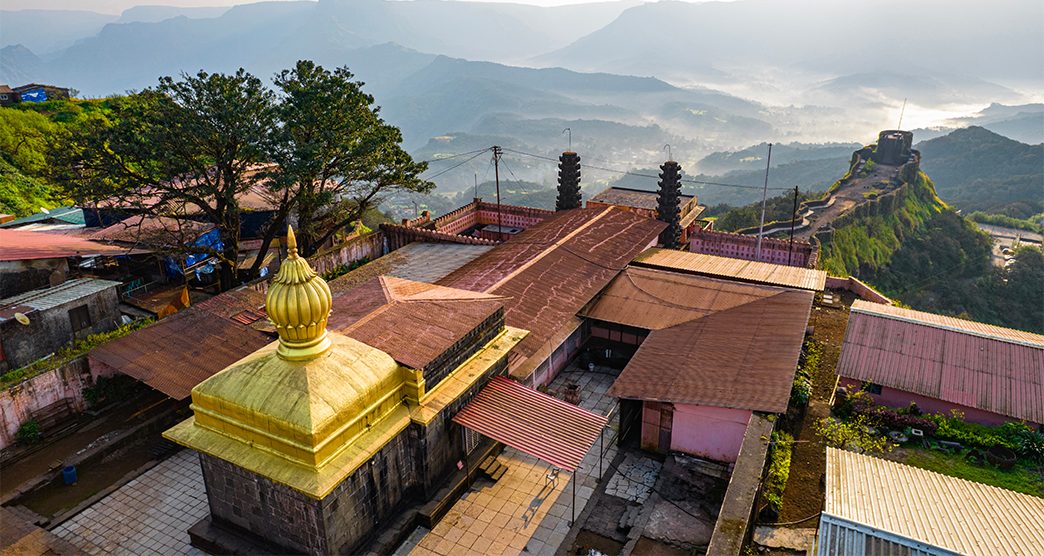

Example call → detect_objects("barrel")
62 465 77 485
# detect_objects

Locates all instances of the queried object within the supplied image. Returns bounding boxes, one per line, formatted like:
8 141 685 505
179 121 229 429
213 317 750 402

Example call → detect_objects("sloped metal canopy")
453 376 608 472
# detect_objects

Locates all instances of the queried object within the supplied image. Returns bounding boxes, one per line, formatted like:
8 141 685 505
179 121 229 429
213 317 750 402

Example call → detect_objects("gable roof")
824 447 1044 555
328 276 506 370
0 278 120 322
437 207 665 372
838 300 1044 422
632 247 827 291
603 269 814 413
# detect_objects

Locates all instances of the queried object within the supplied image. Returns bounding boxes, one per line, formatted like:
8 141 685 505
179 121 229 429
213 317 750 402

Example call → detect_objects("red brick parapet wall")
689 228 818 269
432 199 553 235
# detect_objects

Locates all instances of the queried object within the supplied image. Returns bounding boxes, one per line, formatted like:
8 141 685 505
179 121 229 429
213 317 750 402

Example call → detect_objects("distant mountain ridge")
916 126 1044 219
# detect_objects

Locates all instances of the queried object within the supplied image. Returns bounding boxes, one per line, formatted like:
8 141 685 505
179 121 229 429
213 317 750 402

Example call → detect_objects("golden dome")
266 226 332 361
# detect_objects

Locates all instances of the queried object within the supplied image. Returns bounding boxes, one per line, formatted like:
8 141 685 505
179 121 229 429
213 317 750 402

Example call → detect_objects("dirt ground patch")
776 291 853 524
568 529 625 556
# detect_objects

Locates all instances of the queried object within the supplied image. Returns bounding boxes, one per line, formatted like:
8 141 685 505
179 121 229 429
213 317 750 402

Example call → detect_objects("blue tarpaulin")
163 229 225 280
19 88 48 103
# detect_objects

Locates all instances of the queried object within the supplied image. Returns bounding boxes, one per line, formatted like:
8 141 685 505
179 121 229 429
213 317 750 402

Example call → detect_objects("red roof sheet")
328 276 505 370
438 208 665 365
838 301 1044 423
89 288 271 400
607 281 814 413
453 376 608 471
0 229 144 261
91 215 213 246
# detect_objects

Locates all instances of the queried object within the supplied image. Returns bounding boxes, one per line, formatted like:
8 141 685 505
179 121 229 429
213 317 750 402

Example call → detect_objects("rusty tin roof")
632 247 827 291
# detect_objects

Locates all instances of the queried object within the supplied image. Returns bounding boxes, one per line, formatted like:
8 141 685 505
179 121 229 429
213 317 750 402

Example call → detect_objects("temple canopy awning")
452 376 608 472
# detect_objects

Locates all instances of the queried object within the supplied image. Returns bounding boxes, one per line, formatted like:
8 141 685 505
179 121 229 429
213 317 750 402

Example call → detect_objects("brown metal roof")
607 276 814 413
632 247 827 291
583 266 785 330
91 215 213 246
588 187 693 211
438 207 665 365
453 376 608 471
825 447 1044 555
0 229 145 261
329 276 505 370
838 300 1044 423
89 288 271 400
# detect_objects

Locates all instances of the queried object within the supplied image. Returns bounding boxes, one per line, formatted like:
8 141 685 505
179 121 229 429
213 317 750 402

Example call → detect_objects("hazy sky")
1 0 719 14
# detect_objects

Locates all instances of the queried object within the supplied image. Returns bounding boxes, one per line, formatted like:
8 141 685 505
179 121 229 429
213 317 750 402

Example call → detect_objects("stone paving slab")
51 450 207 556
603 454 662 503
398 368 619 556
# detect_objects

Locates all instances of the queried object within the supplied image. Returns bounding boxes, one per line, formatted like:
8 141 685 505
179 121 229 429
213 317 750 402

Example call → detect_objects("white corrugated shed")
820 447 1044 556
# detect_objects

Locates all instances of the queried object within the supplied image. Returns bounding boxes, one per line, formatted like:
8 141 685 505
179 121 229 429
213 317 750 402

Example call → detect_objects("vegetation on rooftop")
0 318 154 388
763 431 793 514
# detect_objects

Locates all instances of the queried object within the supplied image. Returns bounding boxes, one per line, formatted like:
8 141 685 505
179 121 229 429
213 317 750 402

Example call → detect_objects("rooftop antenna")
474 173 478 199
897 98 908 130
663 144 672 161
492 146 503 237
563 128 572 151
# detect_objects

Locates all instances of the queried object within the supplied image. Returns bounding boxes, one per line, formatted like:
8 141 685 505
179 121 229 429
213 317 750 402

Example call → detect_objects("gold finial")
266 224 332 361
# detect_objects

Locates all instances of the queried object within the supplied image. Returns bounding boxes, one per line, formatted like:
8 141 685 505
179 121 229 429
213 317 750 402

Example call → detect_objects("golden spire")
266 225 332 361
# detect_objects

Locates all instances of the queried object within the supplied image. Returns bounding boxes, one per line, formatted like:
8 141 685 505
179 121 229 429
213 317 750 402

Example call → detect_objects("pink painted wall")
0 357 100 449
670 403 752 462
838 378 1035 427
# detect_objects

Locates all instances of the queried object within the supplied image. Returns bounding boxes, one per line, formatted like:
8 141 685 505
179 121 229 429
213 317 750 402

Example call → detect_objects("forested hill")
817 170 1042 333
917 126 1044 219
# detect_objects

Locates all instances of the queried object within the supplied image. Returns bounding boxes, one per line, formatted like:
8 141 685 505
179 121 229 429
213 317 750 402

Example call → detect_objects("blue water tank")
62 465 77 485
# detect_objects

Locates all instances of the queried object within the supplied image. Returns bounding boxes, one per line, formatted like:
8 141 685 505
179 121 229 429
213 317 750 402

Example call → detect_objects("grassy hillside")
818 171 1042 332
917 126 1044 219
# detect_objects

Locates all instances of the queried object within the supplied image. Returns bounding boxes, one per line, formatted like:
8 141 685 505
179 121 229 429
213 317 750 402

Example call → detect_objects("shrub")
789 340 821 407
1013 429 1044 462
15 419 42 444
763 432 793 513
319 257 369 281
816 415 894 454
926 411 1019 450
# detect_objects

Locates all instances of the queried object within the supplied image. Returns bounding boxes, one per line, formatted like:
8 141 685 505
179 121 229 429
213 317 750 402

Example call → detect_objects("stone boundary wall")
0 357 105 450
308 232 387 277
824 276 893 305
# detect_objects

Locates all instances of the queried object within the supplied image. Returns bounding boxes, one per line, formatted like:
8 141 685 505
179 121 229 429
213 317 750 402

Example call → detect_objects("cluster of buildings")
0 84 71 106
1 144 1041 555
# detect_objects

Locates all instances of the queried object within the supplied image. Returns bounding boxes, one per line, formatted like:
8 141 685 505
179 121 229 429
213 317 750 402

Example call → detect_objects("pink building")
837 300 1044 427
689 227 817 269
585 266 815 463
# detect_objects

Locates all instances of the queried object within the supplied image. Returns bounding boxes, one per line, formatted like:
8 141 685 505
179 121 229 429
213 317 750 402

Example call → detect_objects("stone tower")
657 160 683 249
556 151 582 211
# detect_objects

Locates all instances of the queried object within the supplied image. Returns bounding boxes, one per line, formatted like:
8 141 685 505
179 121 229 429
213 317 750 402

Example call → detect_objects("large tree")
51 69 277 290
268 61 431 258
51 62 430 288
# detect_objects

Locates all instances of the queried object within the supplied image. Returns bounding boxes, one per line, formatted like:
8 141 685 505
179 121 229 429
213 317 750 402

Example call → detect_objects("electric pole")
492 145 503 237
755 143 773 261
788 186 798 266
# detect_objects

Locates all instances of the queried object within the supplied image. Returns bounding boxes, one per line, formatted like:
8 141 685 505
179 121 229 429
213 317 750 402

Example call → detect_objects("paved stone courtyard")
603 454 662 503
51 450 207 555
47 366 619 556
395 367 620 556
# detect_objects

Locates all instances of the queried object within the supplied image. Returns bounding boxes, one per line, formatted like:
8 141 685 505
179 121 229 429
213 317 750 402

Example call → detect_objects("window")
862 382 883 395
69 305 91 332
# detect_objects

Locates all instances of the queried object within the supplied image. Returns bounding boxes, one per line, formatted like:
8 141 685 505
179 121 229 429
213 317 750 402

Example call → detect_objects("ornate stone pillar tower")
657 160 683 249
556 151 582 211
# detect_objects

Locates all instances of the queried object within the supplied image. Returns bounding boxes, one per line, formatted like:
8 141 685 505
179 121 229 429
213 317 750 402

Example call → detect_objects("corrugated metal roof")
825 447 1044 555
0 206 84 228
583 266 785 330
438 207 665 366
607 279 814 413
0 278 120 321
633 248 827 291
839 300 1044 423
329 276 505 370
0 229 144 261
851 300 1044 347
89 288 271 400
453 376 608 471
588 187 694 211
91 215 213 246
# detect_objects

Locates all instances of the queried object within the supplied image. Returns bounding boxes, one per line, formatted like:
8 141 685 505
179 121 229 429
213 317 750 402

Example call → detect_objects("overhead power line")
421 150 490 181
499 147 790 191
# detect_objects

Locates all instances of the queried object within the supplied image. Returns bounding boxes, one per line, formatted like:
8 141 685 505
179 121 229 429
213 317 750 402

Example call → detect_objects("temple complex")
163 227 527 554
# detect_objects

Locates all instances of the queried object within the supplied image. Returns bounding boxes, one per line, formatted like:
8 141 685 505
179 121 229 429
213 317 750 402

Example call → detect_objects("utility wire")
501 147 790 191
422 150 490 181
418 147 491 165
